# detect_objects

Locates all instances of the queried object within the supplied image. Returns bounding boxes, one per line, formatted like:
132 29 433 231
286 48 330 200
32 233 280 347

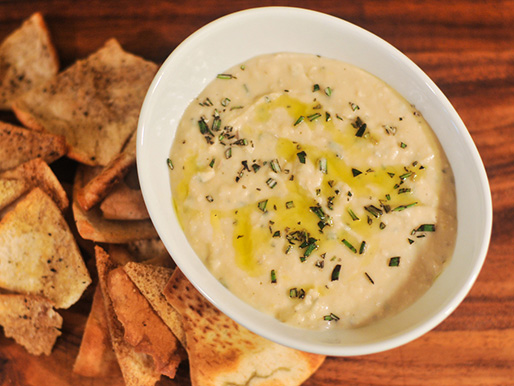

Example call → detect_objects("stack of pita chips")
0 12 326 385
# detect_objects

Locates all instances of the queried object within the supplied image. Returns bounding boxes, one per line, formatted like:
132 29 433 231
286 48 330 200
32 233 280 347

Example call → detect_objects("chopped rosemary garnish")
270 269 277 283
251 163 261 173
325 112 331 122
364 205 383 218
303 242 318 258
342 239 357 253
359 241 367 254
230 105 244 111
285 201 295 209
217 73 235 79
398 188 411 194
349 102 360 111
400 172 413 180
308 112 322 121
221 97 231 106
225 147 232 159
415 224 436 232
365 272 375 284
318 158 328 174
297 151 307 164
257 199 268 212
408 238 415 244
270 159 281 173
266 178 277 188
289 288 298 298
331 264 341 281
166 158 174 170
352 168 362 177
294 115 305 126
400 142 407 149
313 84 320 92
389 256 400 267
205 195 214 202
209 159 215 168
348 208 359 221
379 222 386 230
353 116 367 137
198 117 210 135
323 313 340 321
325 87 332 96
392 202 418 211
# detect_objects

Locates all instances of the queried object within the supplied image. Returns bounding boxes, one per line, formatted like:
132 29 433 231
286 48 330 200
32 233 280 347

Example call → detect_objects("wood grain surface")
1 1 513 385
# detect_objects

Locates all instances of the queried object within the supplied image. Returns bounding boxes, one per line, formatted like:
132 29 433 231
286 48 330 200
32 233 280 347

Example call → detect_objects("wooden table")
1 1 513 385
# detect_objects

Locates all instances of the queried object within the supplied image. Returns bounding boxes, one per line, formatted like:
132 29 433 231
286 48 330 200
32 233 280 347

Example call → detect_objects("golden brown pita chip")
12 38 157 166
0 188 91 308
107 267 184 378
125 238 175 268
123 262 185 347
100 175 149 220
73 285 122 378
0 294 62 356
73 165 158 243
0 12 59 110
163 270 326 386
0 157 68 212
76 130 136 211
0 120 67 172
95 245 161 386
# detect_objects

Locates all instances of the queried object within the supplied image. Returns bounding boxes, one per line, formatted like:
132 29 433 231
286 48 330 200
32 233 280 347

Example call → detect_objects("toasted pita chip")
12 38 157 166
76 130 136 211
0 188 91 308
125 238 175 268
0 12 59 110
100 169 149 220
123 262 185 347
0 120 67 172
73 165 157 243
95 245 161 386
0 158 68 212
108 267 184 378
163 270 326 386
73 285 122 378
0 294 62 356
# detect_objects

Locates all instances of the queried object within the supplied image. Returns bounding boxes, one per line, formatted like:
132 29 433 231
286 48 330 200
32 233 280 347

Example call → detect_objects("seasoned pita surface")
0 120 67 172
0 188 91 308
163 270 326 386
123 262 186 347
0 12 59 110
107 267 184 379
0 157 68 212
0 294 62 356
73 165 157 243
12 38 157 166
95 245 162 386
73 285 123 379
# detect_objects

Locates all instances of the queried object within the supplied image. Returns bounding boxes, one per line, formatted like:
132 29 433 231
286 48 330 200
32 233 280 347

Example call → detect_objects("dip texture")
168 53 457 329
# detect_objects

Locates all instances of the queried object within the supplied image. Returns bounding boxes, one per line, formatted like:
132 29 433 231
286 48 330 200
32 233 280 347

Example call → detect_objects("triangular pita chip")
76 130 136 211
73 165 157 242
163 270 326 386
73 285 122 379
0 187 91 308
100 171 149 220
0 294 62 356
95 245 161 386
0 157 68 212
13 38 158 166
123 262 186 347
107 267 184 378
0 12 59 110
0 120 67 172
125 238 175 268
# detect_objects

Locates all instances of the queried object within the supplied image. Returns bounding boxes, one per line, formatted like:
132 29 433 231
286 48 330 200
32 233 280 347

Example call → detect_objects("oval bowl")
137 6 492 356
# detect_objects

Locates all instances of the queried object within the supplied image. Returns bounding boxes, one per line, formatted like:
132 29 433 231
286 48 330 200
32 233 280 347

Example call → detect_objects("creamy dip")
168 53 457 329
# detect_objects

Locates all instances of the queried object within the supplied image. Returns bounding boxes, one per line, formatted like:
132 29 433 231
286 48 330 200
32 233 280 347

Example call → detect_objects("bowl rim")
137 6 493 356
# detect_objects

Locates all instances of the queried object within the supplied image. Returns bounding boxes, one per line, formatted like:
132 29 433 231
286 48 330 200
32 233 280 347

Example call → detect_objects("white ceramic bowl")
137 7 492 356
